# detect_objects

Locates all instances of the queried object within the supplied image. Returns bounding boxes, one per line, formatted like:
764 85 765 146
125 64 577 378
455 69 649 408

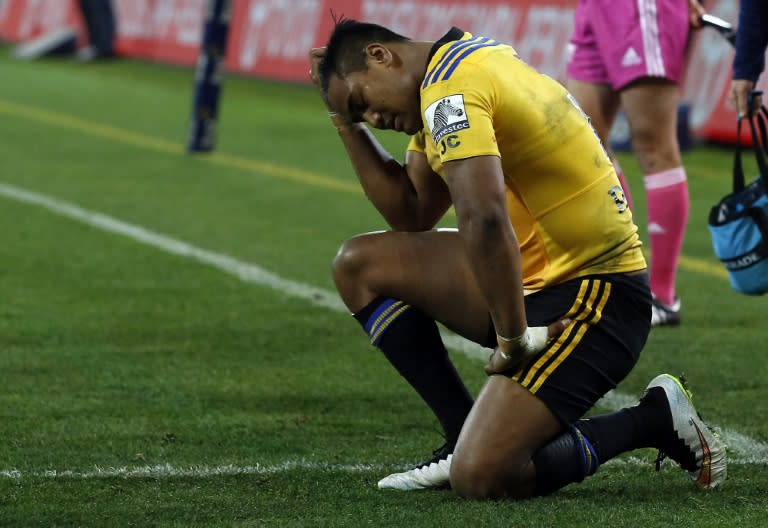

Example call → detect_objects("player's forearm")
459 206 528 339
335 124 433 231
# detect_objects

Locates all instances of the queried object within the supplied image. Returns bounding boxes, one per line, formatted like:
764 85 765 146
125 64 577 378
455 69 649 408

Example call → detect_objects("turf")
0 48 767 527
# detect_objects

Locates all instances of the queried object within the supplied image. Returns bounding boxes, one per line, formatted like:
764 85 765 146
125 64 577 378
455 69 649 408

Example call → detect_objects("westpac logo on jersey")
425 94 470 143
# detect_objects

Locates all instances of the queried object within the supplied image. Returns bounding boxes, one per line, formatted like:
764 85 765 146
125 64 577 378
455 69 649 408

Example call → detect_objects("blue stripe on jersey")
440 41 503 81
422 36 490 88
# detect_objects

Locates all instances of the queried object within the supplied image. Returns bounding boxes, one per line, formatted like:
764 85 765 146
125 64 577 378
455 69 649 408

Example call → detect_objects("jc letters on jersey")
425 94 470 145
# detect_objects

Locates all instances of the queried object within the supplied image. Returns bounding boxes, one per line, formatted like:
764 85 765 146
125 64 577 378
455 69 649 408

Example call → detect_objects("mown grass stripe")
0 96 730 281
0 98 360 194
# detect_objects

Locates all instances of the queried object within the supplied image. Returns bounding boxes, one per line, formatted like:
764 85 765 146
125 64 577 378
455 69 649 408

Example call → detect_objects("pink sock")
644 167 689 305
613 159 634 211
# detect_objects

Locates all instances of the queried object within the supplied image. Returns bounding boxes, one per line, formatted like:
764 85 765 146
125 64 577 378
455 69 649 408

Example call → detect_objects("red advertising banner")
226 0 342 82
1 0 765 143
0 0 81 42
113 0 204 66
225 0 575 83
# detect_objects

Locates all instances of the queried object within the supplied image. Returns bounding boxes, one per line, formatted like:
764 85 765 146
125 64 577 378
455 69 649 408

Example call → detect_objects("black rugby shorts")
487 272 651 426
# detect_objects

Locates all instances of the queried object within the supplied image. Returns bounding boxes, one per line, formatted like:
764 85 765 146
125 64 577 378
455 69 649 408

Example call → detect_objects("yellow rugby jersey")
408 28 646 291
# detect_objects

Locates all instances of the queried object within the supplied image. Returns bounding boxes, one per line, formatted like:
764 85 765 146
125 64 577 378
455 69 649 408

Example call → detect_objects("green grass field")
1 48 767 527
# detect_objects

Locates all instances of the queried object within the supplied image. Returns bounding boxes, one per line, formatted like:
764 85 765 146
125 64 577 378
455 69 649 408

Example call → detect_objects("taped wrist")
496 327 548 359
328 111 352 132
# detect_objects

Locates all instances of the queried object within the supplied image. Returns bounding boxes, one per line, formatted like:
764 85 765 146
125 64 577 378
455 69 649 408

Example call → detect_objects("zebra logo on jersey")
425 94 470 143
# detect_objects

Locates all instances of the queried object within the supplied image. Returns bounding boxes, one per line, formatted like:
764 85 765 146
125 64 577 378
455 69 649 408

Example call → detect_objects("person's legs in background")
614 0 691 326
621 79 688 325
567 0 691 326
77 0 116 60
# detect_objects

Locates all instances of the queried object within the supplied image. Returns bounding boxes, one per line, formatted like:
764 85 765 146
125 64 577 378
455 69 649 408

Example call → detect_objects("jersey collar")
426 27 466 66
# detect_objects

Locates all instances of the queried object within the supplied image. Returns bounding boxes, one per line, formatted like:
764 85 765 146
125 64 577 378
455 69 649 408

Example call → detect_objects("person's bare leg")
333 228 492 341
450 375 562 499
332 229 491 481
622 79 688 315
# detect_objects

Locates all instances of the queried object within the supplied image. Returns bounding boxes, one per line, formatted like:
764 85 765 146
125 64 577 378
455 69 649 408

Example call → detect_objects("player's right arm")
309 48 452 232
332 121 451 231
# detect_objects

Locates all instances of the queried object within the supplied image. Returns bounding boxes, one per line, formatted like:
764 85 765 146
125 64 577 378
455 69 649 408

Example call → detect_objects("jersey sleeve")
421 62 500 164
406 130 427 154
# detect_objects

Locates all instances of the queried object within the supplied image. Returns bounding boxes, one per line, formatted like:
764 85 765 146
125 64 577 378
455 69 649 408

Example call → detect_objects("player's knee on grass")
449 451 535 500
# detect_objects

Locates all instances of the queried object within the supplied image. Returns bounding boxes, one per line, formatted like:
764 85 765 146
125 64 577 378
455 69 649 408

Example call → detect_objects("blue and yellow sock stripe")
572 426 600 476
364 298 412 347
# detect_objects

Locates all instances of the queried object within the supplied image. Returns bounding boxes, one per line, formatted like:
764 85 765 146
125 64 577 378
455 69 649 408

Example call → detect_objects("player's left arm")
444 155 527 343
445 155 569 373
444 157 570 372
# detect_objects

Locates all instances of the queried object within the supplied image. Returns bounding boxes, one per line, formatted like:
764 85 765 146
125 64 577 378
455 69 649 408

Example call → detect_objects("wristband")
496 329 532 360
496 326 550 360
328 111 352 132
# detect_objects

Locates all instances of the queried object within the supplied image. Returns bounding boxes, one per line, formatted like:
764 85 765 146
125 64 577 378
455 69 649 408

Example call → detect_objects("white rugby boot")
377 443 452 491
644 374 727 489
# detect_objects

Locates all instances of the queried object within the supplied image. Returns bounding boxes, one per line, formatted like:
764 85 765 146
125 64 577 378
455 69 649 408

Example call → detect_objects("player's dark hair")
318 19 410 95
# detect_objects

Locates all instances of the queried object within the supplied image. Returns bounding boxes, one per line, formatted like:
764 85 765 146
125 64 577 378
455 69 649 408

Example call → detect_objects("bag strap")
749 103 768 179
734 115 745 192
756 105 768 157
733 96 768 193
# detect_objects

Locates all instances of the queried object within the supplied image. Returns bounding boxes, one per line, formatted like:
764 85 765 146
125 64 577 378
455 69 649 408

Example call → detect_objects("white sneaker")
377 444 452 491
644 374 727 489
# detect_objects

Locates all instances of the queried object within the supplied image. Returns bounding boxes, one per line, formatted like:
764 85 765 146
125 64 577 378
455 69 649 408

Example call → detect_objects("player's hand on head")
308 47 326 88
309 47 352 127
484 318 570 376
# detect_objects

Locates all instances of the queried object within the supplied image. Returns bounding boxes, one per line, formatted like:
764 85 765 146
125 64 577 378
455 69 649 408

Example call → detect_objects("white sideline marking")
1 181 766 478
0 450 762 480
0 183 345 312
0 462 382 480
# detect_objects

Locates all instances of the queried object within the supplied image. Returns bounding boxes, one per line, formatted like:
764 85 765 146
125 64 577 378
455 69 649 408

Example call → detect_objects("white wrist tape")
497 326 549 359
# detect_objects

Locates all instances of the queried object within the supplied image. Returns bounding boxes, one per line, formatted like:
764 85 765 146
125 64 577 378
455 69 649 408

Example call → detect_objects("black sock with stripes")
574 387 669 462
353 296 474 446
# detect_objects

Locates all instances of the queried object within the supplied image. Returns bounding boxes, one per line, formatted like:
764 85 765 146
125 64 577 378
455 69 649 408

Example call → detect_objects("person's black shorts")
484 272 651 426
